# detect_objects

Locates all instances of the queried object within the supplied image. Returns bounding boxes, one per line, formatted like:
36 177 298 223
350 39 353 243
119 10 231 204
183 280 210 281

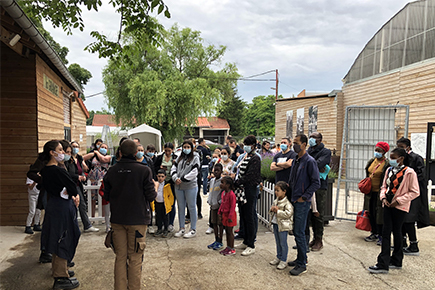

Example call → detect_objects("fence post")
428 179 433 210
87 179 92 218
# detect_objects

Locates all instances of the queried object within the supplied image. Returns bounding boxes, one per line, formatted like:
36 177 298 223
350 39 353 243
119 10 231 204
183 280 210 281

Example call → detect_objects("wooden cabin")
0 2 89 226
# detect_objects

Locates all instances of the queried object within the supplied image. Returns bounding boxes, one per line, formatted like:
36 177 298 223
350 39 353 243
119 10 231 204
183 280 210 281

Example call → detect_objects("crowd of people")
24 132 430 289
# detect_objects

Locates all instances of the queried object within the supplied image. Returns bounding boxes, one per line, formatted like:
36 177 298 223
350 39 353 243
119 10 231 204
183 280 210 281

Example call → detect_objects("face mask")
53 151 64 162
136 151 144 159
64 154 71 162
96 144 101 149
244 145 252 153
374 152 383 159
293 144 302 153
99 148 107 155
309 138 317 147
212 158 218 163
280 144 288 151
221 155 228 161
147 152 155 157
389 159 399 167
183 149 191 155
72 148 79 155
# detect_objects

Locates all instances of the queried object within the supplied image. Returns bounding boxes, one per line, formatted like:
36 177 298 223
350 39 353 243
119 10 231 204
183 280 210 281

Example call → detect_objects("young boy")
154 169 174 238
207 163 224 250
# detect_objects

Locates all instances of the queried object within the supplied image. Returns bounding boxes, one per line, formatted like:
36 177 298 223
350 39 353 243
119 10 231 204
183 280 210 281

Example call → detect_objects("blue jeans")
201 167 209 195
273 223 288 262
175 187 198 230
293 201 311 267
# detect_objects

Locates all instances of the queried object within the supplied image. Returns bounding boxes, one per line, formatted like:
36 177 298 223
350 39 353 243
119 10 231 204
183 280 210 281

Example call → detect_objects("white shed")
128 124 162 152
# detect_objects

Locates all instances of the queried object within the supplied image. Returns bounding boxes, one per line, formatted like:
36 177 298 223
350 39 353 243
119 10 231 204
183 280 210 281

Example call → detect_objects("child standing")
25 177 42 234
218 176 237 256
269 181 293 270
207 164 223 250
154 169 174 238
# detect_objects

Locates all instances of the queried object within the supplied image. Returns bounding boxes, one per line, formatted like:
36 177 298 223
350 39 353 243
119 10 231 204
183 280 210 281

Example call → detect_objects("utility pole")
275 69 278 100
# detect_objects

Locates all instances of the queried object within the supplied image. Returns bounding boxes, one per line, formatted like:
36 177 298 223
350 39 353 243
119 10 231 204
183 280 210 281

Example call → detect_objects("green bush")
260 153 276 183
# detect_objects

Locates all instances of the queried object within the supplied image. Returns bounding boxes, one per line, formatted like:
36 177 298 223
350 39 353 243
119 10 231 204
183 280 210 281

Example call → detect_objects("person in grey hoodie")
171 140 201 238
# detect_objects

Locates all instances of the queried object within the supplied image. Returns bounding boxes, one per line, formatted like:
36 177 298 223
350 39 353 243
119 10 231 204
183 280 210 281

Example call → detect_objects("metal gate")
334 105 409 220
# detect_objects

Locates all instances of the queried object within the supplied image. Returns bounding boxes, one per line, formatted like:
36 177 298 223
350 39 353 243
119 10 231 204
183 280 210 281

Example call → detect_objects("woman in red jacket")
368 148 420 274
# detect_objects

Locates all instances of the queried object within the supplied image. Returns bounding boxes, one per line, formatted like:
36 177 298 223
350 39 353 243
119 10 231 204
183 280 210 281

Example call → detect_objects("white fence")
428 180 435 210
257 181 275 228
81 180 106 223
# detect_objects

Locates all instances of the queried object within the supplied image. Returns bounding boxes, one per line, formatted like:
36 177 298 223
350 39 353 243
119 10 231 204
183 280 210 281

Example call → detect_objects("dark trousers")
368 191 382 235
377 206 407 269
238 186 259 238
241 186 257 248
311 189 326 239
77 186 92 230
167 181 176 226
402 222 417 241
155 202 168 231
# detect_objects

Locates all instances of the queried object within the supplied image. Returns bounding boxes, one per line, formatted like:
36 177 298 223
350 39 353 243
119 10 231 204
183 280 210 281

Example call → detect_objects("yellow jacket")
151 183 174 214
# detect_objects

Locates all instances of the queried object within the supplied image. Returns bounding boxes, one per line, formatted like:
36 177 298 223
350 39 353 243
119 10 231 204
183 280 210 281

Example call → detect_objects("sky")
41 0 412 112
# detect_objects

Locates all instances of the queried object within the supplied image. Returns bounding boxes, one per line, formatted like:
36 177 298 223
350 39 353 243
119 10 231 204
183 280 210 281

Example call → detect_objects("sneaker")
33 224 42 231
168 225 175 232
84 226 99 232
269 258 280 265
162 230 169 238
364 233 378 242
403 241 420 256
368 265 388 274
219 247 230 255
154 230 163 237
208 241 218 249
148 226 156 234
290 265 307 276
67 261 75 268
174 229 185 238
389 263 402 269
235 243 248 250
287 259 308 267
39 251 52 263
241 247 255 256
24 226 34 235
277 261 287 270
376 236 382 246
53 277 80 289
224 248 236 256
183 229 196 239
212 242 224 250
205 227 214 234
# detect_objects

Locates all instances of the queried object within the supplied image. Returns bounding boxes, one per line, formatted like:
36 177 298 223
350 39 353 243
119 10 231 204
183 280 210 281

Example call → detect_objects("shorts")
210 209 220 225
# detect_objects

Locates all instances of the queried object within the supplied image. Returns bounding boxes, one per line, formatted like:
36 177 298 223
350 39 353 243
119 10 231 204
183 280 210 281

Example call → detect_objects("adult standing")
171 140 201 238
68 141 99 232
229 139 244 162
397 137 430 255
103 140 156 289
287 134 320 276
197 138 211 196
260 140 271 155
368 148 420 274
363 142 390 245
234 135 262 256
307 132 331 251
271 137 296 183
40 140 81 289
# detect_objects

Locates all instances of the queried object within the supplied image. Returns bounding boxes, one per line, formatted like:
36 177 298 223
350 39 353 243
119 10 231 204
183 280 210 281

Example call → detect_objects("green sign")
43 74 59 97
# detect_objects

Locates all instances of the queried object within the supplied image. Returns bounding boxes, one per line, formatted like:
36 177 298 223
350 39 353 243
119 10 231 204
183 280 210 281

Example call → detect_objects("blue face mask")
96 144 101 149
99 148 107 155
374 152 383 159
212 158 218 163
280 144 288 151
244 145 252 153
309 138 317 147
147 152 155 157
72 148 79 155
183 149 191 155
136 151 144 159
389 159 398 167
63 154 71 162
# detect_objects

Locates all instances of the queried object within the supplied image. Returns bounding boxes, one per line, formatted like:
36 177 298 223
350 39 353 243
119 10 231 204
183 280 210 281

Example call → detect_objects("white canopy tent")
128 124 162 152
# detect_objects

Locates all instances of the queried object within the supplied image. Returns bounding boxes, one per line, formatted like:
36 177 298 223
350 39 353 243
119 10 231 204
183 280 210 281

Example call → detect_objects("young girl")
218 176 237 256
269 181 293 270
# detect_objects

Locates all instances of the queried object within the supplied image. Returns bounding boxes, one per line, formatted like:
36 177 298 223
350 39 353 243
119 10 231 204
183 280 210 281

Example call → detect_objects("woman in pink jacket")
368 148 420 274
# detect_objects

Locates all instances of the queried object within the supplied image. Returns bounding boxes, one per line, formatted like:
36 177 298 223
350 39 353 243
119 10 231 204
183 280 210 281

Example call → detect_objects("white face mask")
221 155 228 161
52 151 64 162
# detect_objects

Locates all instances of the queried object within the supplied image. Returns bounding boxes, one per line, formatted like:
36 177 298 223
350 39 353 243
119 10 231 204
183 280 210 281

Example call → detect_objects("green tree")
218 93 247 137
20 0 171 60
68 63 92 93
245 95 279 137
102 24 239 141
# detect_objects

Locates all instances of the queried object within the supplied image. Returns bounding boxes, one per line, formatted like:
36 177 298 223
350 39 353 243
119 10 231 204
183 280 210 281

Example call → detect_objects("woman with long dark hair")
171 140 200 238
368 148 420 274
40 140 81 289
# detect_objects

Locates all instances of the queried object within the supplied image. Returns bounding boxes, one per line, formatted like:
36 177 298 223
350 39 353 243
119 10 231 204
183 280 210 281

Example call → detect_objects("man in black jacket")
103 140 157 290
197 138 211 195
307 132 331 251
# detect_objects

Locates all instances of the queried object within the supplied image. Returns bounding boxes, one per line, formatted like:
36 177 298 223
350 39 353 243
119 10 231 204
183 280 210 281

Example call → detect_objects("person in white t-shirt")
25 177 42 234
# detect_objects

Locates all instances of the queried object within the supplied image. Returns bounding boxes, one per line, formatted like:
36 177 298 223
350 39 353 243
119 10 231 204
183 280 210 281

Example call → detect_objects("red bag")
358 159 384 194
355 210 371 231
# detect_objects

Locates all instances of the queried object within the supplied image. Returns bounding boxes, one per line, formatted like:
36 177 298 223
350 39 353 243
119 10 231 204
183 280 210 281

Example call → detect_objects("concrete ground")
1 196 434 290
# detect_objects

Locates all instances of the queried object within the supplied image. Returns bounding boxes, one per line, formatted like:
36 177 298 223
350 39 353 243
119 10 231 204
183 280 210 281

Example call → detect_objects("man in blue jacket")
287 134 320 276
307 132 331 251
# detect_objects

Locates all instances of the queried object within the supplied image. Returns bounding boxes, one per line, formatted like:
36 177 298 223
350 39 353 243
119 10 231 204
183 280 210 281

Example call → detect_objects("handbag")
104 229 115 252
358 159 384 194
355 210 371 231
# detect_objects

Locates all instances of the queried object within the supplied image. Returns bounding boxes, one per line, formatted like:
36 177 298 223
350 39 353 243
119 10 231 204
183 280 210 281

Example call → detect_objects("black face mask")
293 143 302 153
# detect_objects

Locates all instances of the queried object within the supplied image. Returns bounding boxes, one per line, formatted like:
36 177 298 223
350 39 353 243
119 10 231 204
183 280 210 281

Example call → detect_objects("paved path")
1 199 434 290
